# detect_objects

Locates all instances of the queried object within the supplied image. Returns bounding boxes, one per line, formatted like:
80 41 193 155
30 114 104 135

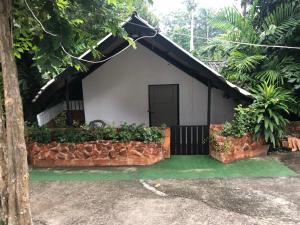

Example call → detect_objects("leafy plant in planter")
26 123 164 144
251 82 293 147
221 105 256 137
220 83 293 147
210 133 231 153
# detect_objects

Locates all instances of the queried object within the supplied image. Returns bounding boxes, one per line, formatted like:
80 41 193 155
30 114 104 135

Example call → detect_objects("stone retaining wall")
210 125 269 164
281 121 300 151
285 121 300 134
28 128 170 168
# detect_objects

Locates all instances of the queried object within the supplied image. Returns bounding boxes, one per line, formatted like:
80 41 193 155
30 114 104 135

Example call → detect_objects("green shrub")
26 123 164 144
118 123 141 141
54 112 67 128
220 105 256 137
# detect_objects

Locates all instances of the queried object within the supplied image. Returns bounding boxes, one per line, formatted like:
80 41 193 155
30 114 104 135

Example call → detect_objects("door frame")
148 84 180 127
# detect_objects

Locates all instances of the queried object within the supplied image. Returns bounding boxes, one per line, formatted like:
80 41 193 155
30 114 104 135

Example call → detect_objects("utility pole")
186 0 196 52
190 7 195 52
205 9 209 44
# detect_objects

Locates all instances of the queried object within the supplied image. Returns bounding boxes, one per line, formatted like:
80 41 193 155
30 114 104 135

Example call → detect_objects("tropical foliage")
204 0 300 114
161 0 299 146
221 83 293 146
199 0 299 146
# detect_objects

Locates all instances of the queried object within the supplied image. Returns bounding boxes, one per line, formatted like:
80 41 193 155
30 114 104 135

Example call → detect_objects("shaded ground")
30 152 300 225
269 151 300 174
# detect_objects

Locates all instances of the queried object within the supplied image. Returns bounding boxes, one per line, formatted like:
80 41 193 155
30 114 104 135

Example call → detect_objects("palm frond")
210 7 244 31
256 56 300 86
210 7 259 43
228 50 266 73
256 69 283 85
261 2 300 43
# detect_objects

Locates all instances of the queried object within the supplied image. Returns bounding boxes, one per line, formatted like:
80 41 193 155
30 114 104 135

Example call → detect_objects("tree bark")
0 0 33 224
0 95 8 224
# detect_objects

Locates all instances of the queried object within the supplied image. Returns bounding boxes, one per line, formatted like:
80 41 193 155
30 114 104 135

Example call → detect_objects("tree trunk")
0 95 8 224
0 0 33 224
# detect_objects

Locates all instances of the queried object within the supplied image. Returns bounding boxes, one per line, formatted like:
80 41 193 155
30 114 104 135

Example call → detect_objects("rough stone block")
210 124 269 164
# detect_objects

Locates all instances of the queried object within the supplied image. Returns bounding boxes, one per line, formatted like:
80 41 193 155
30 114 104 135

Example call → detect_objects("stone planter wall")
285 121 300 134
281 136 300 151
27 128 170 168
209 125 269 164
281 121 300 151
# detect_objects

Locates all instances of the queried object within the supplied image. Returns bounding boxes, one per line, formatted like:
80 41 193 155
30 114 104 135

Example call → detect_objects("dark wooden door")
148 84 179 126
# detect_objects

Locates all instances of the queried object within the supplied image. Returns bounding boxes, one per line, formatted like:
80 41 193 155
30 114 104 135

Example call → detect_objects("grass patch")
30 155 297 182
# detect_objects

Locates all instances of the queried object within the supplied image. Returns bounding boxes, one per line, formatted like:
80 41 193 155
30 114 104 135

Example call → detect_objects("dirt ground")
30 152 300 225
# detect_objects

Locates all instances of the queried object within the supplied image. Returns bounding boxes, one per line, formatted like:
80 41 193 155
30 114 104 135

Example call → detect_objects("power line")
60 30 158 64
127 21 300 50
24 0 58 37
24 0 158 64
166 31 300 50
24 0 300 57
126 21 300 50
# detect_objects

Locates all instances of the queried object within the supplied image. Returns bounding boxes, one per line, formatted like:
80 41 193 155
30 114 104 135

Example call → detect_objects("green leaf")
264 119 269 129
74 65 81 71
254 125 260 134
125 37 136 49
56 0 69 9
269 122 274 132
15 51 21 59
257 114 264 123
107 0 117 6
273 114 280 125
270 135 276 147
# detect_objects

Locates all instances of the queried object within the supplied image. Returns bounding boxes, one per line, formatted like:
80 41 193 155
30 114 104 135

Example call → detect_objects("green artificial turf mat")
30 155 297 182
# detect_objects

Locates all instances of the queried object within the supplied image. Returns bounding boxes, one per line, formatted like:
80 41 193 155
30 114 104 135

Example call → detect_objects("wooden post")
207 80 211 151
65 79 72 126
207 80 211 126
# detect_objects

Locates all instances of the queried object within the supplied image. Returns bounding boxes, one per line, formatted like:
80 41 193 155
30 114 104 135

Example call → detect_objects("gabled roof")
33 12 252 105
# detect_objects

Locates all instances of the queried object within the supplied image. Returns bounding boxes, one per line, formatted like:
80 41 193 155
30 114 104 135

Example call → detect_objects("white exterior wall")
82 43 236 126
